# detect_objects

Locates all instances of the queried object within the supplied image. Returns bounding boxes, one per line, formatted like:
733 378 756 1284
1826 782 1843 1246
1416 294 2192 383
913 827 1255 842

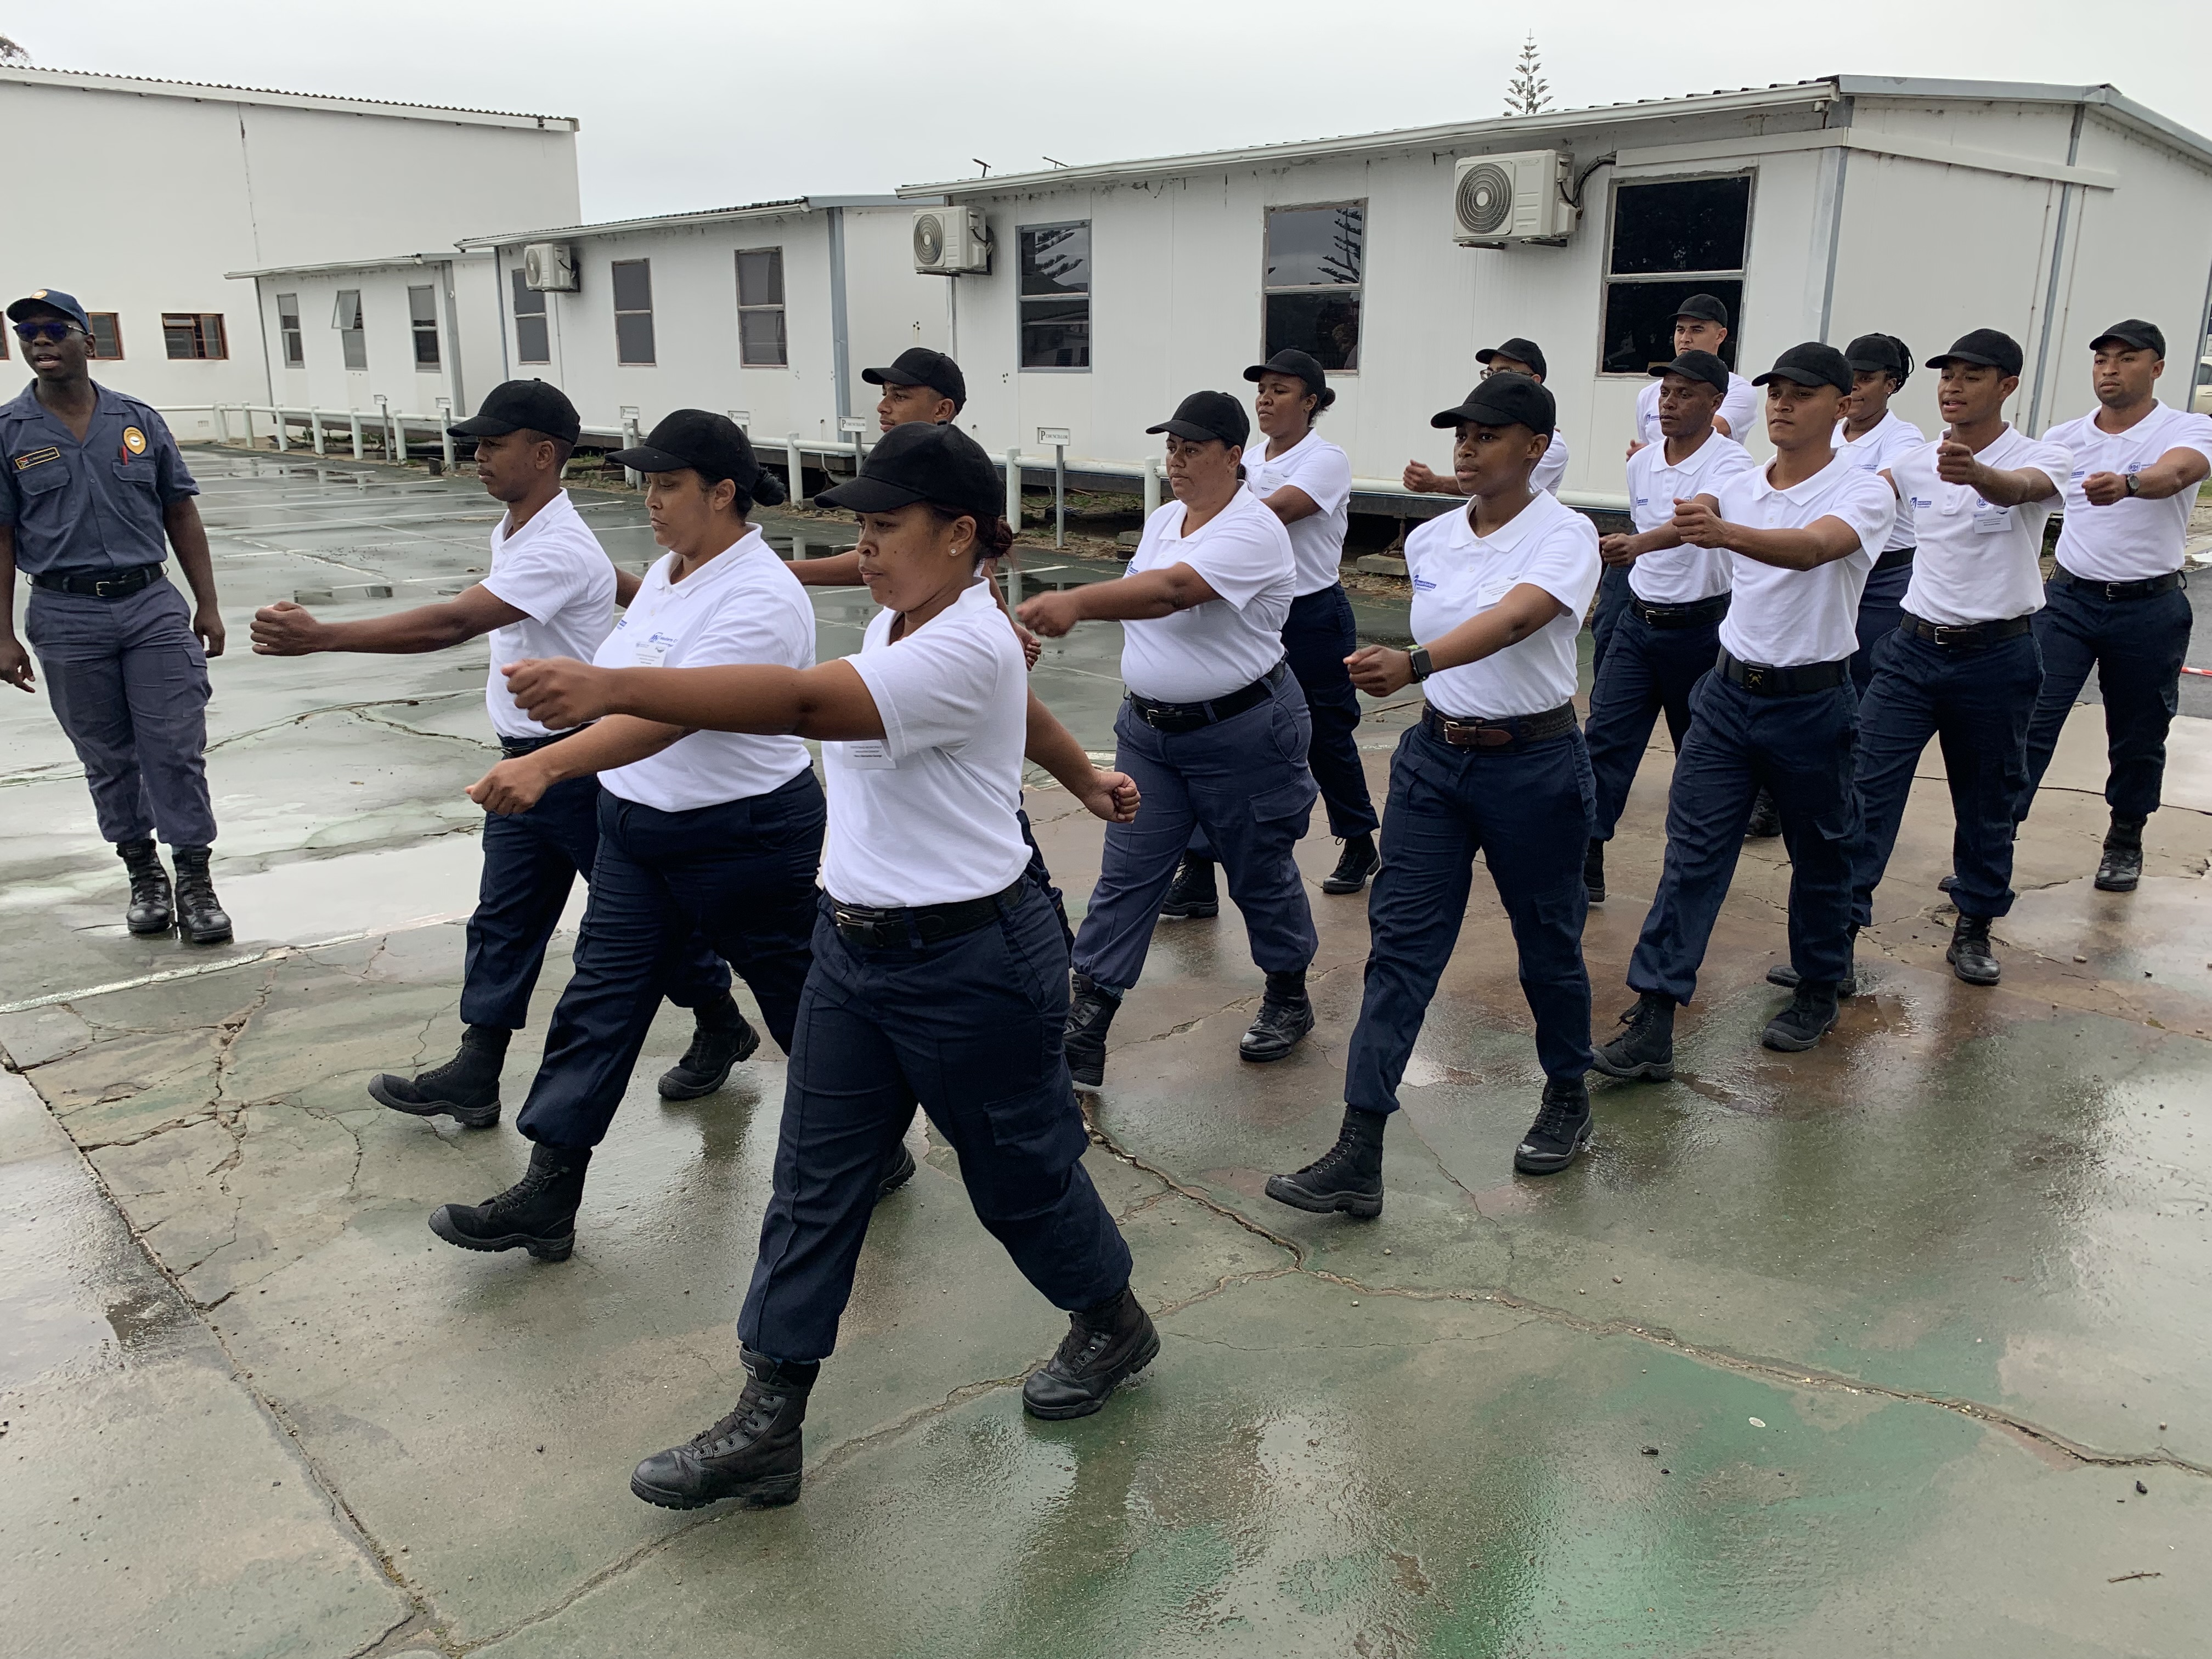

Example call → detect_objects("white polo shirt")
1119 490 1294 703
1710 455 1895 668
479 490 616 741
1833 411 1925 554
1892 426 2070 625
1244 427 1351 596
822 580 1031 908
2045 401 2212 582
1638 373 1756 450
1624 430 1756 604
1533 430 1570 497
592 531 817 811
1407 490 1601 719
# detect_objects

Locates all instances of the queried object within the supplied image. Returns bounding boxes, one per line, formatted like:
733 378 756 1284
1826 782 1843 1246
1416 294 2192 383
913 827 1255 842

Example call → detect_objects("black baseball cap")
1752 342 1853 393
861 347 967 412
1927 329 2024 377
816 420 1003 522
7 288 93 333
1147 391 1250 448
2090 319 2165 357
613 409 761 487
1430 374 1556 436
449 379 582 445
1243 348 1328 397
1476 336 1548 380
1844 334 1912 378
1673 294 1730 327
1647 349 1730 396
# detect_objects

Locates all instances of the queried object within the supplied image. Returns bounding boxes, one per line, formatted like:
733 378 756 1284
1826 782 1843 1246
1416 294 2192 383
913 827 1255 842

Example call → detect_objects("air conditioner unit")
912 207 991 275
1452 151 1572 247
523 242 578 291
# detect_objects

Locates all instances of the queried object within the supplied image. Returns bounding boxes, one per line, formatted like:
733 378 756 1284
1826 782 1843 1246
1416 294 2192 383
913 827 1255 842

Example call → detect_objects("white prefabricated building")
891 77 2212 508
0 65 579 427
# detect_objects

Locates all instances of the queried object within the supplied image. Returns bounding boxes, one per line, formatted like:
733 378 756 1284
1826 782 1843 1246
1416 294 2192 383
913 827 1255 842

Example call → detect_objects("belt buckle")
2102 582 2125 602
1933 622 1974 646
92 577 124 598
1739 663 1770 693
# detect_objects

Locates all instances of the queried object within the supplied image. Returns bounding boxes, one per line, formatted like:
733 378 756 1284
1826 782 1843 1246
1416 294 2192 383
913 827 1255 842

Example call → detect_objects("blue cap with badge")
7 289 93 334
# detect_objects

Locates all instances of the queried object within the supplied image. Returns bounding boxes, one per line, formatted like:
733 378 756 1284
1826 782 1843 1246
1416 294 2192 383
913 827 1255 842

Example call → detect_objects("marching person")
1595 343 1895 1080
1832 335 1924 695
421 411 827 1259
0 288 231 943
1840 330 2069 989
495 420 1152 1508
251 381 745 1123
1580 349 1755 905
1403 337 1569 496
1017 392 1320 1087
1266 372 1602 1205
2016 320 2212 891
1163 348 1379 920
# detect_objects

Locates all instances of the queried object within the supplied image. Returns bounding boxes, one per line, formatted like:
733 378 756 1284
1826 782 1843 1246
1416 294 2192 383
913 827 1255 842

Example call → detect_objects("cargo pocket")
966 1077 1091 1219
1250 774 1318 826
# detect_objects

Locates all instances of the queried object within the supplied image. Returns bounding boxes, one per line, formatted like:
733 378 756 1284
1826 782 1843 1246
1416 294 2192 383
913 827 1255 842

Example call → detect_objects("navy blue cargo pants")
2017 572 2191 827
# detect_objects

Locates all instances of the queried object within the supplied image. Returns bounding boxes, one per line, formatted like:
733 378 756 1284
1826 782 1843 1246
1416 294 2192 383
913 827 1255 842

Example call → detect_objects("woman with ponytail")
495 420 1153 1511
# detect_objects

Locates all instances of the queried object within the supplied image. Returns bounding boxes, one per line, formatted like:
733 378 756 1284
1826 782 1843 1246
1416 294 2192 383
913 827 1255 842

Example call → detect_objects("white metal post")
373 395 390 463
272 409 289 453
1143 457 1161 518
241 406 256 449
437 398 454 473
786 434 804 505
1003 448 1022 532
311 409 326 456
212 405 229 445
349 411 364 460
1054 442 1066 549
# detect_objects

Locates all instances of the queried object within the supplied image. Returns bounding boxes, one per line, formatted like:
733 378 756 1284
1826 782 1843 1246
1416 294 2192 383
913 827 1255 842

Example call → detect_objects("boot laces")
483 1160 560 1216
1528 1085 1588 1142
690 1380 785 1454
1052 1316 1116 1375
128 868 170 904
1297 1124 1370 1182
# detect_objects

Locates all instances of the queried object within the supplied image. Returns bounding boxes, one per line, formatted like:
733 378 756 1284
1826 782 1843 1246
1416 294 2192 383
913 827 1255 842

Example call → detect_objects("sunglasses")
13 321 82 345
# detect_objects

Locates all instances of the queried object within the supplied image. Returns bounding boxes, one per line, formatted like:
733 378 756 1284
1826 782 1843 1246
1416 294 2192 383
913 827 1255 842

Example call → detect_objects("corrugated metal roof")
0 64 577 129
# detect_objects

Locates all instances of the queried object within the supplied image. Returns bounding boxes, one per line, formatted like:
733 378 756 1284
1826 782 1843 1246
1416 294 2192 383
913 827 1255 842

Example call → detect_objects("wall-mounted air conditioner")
1452 152 1572 247
523 242 578 291
912 207 991 274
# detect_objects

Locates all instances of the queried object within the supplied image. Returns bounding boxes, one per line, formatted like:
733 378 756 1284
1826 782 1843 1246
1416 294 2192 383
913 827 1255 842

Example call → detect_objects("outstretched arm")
252 584 528 655
1671 494 1864 571
504 655 887 742
465 715 685 814
1017 565 1222 636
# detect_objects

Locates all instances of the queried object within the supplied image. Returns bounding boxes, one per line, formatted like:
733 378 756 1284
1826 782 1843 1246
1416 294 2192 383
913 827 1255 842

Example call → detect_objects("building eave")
0 64 577 131
455 194 927 251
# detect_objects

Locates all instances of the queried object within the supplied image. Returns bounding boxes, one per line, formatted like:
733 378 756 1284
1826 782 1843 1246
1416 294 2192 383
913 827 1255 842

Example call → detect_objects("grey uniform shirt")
0 382 198 573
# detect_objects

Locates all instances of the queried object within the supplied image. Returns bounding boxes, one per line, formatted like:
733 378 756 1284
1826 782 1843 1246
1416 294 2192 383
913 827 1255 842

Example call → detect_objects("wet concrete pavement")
3 452 2210 1657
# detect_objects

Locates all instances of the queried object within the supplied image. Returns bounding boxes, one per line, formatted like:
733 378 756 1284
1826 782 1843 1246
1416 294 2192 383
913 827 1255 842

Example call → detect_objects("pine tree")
1504 34 1550 117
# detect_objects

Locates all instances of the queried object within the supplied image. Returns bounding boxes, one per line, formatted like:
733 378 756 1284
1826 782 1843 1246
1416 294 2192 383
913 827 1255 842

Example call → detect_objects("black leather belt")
2051 563 2183 602
1630 592 1730 629
831 878 1026 949
498 724 596 760
1872 545 1916 574
1126 661 1288 733
1421 702 1577 748
28 563 161 599
1716 650 1848 696
1900 612 2033 648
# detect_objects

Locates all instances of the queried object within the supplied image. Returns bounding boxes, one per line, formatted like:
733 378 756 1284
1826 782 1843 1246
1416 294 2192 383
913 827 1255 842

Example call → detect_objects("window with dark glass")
278 292 303 367
1599 175 1750 374
1018 222 1090 370
409 284 441 368
736 247 786 368
510 269 549 365
1263 203 1364 373
612 258 654 365
87 314 123 359
162 313 227 360
334 289 367 370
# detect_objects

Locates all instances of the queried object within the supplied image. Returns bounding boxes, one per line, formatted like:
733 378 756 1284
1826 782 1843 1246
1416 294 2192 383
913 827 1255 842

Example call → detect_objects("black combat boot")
1239 970 1315 1063
1744 787 1781 839
1761 981 1842 1052
1591 992 1676 1081
1063 973 1120 1088
1265 1105 1386 1218
1159 854 1219 919
2095 817 2145 893
428 1140 590 1260
876 1141 917 1200
630 1348 816 1510
657 995 761 1099
1021 1286 1161 1420
1765 927 1859 996
170 846 232 945
1513 1076 1594 1175
1946 914 2001 986
116 839 173 934
1322 833 1381 895
1583 838 1606 905
368 1024 507 1128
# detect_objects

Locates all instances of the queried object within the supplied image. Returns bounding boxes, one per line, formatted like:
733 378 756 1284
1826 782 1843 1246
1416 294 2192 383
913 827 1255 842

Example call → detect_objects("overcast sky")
15 1 2210 221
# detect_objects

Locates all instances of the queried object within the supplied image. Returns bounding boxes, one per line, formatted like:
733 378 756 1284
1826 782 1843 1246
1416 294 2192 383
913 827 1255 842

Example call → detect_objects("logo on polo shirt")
122 426 147 456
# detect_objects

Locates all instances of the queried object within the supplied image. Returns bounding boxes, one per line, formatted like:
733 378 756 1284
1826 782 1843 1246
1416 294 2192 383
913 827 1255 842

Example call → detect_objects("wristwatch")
2124 472 2141 497
1407 645 1434 682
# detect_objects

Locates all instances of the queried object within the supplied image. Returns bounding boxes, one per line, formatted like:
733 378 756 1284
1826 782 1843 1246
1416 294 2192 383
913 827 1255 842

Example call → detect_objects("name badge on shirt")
831 739 897 771
1971 503 2012 536
632 629 679 667
12 446 60 471
1476 574 1516 608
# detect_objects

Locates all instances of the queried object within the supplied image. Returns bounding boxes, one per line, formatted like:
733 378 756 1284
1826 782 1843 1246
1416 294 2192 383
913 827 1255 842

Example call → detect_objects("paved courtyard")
3 450 2210 1658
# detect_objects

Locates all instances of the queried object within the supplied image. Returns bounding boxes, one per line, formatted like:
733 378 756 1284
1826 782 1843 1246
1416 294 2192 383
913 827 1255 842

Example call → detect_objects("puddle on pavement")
211 833 582 946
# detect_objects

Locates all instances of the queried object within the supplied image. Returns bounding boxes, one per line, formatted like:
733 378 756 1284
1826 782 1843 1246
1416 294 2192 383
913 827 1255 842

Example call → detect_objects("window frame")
407 284 442 370
277 292 304 368
510 269 550 366
334 289 368 371
1016 219 1092 374
1260 199 1368 375
611 257 656 367
161 312 228 362
1596 170 1755 379
87 313 124 360
734 246 788 369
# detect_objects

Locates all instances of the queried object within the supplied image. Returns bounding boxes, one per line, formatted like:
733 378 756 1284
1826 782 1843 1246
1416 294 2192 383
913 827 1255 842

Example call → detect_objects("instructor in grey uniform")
0 287 230 943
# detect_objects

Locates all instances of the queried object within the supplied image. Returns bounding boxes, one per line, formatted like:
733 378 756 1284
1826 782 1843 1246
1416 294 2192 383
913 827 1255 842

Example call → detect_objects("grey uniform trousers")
24 576 217 848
